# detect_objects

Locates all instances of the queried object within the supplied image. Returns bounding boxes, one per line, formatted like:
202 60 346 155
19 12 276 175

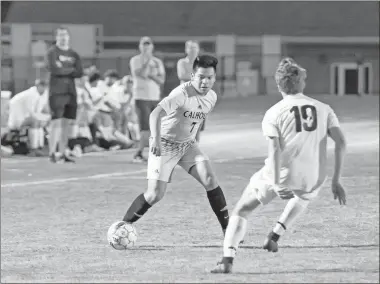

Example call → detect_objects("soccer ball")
107 221 138 250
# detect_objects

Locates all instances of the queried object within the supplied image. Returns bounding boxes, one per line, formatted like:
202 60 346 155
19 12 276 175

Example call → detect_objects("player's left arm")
72 52 84 78
327 106 347 205
148 59 166 85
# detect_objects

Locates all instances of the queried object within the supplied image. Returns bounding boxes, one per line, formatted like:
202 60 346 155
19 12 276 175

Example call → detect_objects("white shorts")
147 138 209 182
247 166 326 205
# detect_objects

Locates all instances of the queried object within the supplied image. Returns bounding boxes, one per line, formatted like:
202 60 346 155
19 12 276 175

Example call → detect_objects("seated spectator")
90 70 134 150
67 77 104 157
6 79 50 156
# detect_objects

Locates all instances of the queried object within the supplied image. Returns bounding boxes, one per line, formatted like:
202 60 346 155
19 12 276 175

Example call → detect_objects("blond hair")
275 58 307 94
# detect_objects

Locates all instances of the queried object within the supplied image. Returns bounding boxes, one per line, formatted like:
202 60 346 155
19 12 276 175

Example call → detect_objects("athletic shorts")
247 166 326 205
49 93 77 120
147 138 209 182
135 99 159 131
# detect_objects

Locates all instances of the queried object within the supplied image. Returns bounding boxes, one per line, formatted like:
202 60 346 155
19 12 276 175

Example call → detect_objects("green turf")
1 96 379 283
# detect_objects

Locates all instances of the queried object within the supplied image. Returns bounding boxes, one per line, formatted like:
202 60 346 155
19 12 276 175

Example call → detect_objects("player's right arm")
177 59 190 82
327 106 347 205
46 47 75 77
262 109 294 200
149 105 166 156
149 89 186 156
130 56 150 79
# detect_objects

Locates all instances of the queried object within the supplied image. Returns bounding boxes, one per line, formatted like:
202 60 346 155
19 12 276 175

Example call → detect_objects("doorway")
330 62 373 95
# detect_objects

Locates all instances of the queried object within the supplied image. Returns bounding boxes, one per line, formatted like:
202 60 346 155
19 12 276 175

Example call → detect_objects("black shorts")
134 99 159 131
49 93 77 120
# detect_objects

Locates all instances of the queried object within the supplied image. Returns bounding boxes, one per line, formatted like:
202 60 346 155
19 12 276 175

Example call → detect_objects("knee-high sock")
207 186 229 231
38 128 45 148
223 215 248 258
28 128 39 150
123 194 152 223
273 197 309 237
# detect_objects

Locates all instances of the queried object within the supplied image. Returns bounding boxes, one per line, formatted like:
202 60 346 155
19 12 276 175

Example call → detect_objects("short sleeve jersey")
159 82 217 143
262 93 340 188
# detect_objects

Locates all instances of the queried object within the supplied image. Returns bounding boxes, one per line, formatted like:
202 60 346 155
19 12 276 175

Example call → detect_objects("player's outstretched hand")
150 137 161 157
331 180 346 205
274 185 294 200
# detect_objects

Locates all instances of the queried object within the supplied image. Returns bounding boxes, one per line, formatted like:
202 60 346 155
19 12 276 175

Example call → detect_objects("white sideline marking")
1 140 378 189
1 169 147 189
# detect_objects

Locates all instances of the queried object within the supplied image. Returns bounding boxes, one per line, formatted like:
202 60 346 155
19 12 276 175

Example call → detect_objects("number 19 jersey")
261 93 340 193
159 82 217 143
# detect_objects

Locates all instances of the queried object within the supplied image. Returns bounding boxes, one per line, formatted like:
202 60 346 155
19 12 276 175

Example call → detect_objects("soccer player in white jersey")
211 58 347 274
177 40 206 142
120 55 230 237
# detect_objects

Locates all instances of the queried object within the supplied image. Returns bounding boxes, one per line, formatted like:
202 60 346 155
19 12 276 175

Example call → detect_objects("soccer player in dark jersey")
47 26 83 163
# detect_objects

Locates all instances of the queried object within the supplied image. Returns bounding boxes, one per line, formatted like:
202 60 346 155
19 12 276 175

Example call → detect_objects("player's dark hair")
88 72 101 83
275 58 307 95
193 55 218 72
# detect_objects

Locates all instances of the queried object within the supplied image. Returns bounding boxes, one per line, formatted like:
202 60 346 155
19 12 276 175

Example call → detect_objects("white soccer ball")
107 221 138 250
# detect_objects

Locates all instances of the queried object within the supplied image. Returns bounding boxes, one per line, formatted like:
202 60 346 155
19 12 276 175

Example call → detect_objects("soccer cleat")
63 155 76 163
210 259 233 274
133 153 147 163
49 153 64 164
28 149 45 157
263 238 279 253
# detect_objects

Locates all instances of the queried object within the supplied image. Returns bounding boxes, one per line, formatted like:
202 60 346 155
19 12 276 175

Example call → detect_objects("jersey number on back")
290 105 318 132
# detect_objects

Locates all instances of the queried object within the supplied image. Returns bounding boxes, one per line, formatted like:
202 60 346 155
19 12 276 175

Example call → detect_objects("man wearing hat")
129 36 166 162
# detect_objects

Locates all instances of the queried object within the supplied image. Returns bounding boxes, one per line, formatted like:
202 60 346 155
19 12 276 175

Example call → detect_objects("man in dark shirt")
47 26 83 163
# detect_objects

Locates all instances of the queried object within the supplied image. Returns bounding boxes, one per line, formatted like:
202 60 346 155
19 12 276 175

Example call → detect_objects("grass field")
1 95 379 283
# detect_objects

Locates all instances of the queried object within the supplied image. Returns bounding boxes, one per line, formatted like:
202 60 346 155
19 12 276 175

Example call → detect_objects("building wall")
284 44 379 94
5 2 379 37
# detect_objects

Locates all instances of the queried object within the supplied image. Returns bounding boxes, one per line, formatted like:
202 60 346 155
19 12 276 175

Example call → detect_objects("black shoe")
28 149 45 157
63 155 76 163
49 153 64 164
133 153 147 163
210 257 233 274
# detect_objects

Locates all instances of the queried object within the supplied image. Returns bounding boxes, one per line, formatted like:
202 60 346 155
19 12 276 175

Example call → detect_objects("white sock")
274 196 309 236
223 215 248 258
28 128 39 149
38 128 45 148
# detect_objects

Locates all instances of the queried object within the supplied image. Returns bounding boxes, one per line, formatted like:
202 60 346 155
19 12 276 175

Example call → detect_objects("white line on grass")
1 169 147 188
1 140 378 189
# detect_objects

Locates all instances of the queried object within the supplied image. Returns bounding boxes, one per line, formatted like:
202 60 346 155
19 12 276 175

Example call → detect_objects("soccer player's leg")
263 196 310 253
210 168 277 274
263 183 320 253
48 94 68 163
122 142 181 223
133 100 150 162
60 94 78 162
179 144 229 235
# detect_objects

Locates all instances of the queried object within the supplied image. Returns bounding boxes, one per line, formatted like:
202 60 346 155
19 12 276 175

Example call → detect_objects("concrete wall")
285 44 379 94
